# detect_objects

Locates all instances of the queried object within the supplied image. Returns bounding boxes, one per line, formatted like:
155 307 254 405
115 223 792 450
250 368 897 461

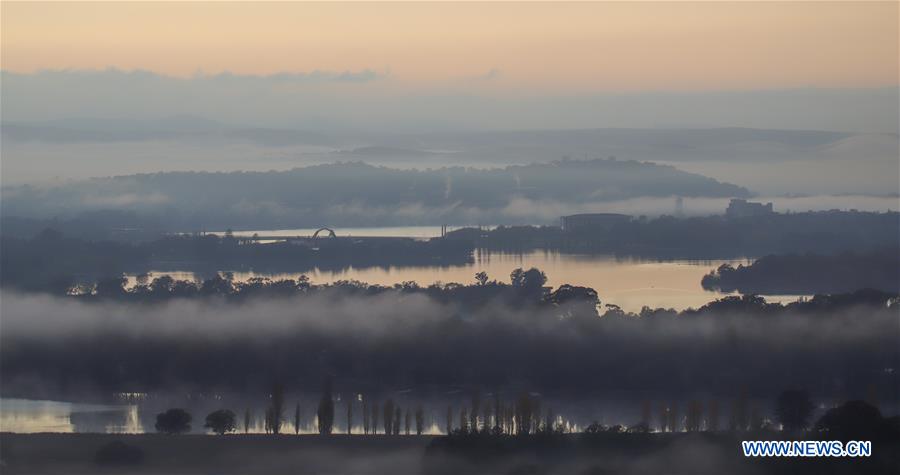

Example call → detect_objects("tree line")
447 210 900 259
152 384 900 444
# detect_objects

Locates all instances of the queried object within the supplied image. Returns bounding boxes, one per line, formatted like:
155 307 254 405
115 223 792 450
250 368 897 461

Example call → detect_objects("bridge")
311 227 337 239
236 227 425 245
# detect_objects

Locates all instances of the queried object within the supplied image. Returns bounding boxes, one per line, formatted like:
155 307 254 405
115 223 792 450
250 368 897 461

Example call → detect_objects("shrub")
155 408 192 434
205 409 237 435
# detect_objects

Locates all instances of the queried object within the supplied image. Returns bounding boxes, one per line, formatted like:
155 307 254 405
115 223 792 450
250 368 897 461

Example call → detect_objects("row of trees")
156 381 429 436
359 399 426 435
619 391 808 435
154 388 894 441
75 268 553 302
442 392 568 436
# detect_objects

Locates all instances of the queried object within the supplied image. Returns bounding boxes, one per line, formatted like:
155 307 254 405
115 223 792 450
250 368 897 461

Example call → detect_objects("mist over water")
2 287 897 437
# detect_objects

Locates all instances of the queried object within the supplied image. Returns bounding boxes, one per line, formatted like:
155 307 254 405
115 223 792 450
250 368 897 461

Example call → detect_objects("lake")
129 248 804 313
0 398 143 434
149 225 808 311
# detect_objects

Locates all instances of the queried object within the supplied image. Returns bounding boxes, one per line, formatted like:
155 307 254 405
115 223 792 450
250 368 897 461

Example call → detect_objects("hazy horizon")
3 2 897 202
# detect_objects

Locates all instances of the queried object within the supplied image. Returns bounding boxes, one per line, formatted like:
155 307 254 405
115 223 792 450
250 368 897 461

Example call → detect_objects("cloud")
1 69 896 133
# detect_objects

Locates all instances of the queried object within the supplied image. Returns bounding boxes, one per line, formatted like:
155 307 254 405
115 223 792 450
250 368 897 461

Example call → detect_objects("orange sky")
2 2 897 92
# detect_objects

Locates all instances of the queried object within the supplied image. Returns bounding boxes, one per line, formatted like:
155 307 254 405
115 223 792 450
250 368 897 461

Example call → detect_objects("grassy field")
1 432 898 474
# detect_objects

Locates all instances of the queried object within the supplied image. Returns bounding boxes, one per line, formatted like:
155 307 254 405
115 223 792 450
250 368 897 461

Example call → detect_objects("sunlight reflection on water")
0 398 144 434
126 250 806 313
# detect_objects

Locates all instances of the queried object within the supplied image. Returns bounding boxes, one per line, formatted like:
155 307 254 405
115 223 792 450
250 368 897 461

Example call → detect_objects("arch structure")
312 227 337 239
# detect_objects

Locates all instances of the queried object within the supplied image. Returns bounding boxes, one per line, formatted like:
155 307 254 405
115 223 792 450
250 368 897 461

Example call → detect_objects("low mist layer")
2 287 896 404
0 160 749 229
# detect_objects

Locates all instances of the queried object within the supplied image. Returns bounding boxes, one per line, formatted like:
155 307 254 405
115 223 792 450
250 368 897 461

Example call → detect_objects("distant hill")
6 120 893 197
0 159 750 230
374 127 863 165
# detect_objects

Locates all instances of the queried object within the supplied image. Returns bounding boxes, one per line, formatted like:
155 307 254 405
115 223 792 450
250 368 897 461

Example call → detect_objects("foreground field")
0 433 432 475
2 432 898 475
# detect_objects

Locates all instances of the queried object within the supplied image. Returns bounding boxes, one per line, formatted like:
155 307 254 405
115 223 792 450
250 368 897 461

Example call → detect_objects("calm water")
129 250 804 313
0 398 143 433
191 226 805 310
212 226 470 239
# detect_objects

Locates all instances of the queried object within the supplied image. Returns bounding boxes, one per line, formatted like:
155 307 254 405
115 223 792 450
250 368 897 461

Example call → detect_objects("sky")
2 2 897 132
3 2 897 92
0 2 898 188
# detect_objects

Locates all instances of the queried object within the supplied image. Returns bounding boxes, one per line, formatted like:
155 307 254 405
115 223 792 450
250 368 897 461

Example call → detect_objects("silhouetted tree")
393 407 401 435
200 273 232 296
446 405 453 435
607 424 626 433
150 275 175 296
658 402 668 432
493 394 502 433
470 390 481 433
628 422 649 433
815 400 897 441
383 399 395 435
459 407 468 434
317 378 335 435
510 267 548 296
415 405 425 435
475 271 489 286
268 382 285 435
731 392 749 431
372 402 379 435
347 396 353 435
155 408 191 434
685 400 702 432
244 409 251 434
668 402 678 433
296 274 311 291
205 409 236 435
584 421 604 434
775 389 814 432
294 403 301 435
708 400 719 432
404 407 411 435
546 284 600 317
363 398 370 434
749 404 763 431
641 400 651 429
96 275 128 298
514 392 534 435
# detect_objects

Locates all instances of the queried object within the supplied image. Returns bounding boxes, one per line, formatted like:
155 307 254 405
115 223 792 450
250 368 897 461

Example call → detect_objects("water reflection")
0 398 143 434
127 251 804 312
